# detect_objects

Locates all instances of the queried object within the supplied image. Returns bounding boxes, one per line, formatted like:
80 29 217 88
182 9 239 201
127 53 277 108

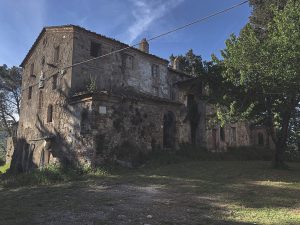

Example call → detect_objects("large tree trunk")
273 143 286 169
272 97 297 169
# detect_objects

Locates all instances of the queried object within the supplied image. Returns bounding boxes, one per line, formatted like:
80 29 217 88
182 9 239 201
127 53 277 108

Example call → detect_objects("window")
41 56 45 66
90 42 101 57
47 104 53 122
220 127 225 142
52 74 58 90
30 63 34 77
54 46 60 63
38 90 43 109
126 55 134 69
258 132 264 146
28 86 32 100
230 127 237 144
80 109 90 134
152 64 159 78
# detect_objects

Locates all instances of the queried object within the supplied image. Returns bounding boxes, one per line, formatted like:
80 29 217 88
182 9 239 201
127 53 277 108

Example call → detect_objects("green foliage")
86 74 97 93
0 164 109 188
0 65 21 136
146 145 275 167
249 0 288 29
217 0 300 167
170 49 204 75
0 163 10 174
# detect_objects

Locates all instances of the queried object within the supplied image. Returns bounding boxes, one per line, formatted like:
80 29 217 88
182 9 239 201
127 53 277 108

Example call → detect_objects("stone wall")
65 93 190 166
71 28 174 99
14 27 75 171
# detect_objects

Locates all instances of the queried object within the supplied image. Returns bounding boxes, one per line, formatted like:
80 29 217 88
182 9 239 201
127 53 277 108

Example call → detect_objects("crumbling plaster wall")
71 28 171 99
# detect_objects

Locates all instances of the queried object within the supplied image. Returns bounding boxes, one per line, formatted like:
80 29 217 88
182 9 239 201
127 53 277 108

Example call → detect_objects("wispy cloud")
126 0 185 43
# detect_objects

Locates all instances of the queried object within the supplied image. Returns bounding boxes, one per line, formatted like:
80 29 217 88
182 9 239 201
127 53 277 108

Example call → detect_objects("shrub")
285 148 300 162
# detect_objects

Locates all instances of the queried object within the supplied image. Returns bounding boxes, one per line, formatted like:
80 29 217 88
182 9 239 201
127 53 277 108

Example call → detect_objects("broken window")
47 104 53 122
54 46 60 63
38 90 43 109
52 74 58 90
30 63 35 77
220 127 225 142
90 42 101 57
28 86 32 100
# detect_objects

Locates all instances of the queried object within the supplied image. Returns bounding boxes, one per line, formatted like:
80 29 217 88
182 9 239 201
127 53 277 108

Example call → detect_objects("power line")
21 0 249 92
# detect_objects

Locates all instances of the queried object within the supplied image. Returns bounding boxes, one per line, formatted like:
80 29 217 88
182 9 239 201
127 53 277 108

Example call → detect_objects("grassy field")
0 161 299 225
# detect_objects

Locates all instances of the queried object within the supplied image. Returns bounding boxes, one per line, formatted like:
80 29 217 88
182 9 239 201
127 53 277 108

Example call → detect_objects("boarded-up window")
54 46 60 63
52 74 58 90
90 42 101 57
30 63 34 77
47 104 53 122
38 90 43 109
28 86 32 100
220 127 225 142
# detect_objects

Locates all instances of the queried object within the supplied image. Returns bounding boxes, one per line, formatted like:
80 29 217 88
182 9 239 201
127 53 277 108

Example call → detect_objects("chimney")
173 56 180 70
139 38 149 53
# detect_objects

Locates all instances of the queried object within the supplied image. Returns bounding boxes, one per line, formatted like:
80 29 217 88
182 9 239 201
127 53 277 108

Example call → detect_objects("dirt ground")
1 161 299 225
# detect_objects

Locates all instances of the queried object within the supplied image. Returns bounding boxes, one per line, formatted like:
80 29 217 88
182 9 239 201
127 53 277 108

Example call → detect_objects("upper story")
20 25 192 104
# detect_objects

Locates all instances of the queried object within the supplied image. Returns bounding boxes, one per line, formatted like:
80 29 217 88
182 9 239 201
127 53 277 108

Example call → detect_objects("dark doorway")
186 94 199 145
163 111 176 148
212 129 217 149
258 132 264 146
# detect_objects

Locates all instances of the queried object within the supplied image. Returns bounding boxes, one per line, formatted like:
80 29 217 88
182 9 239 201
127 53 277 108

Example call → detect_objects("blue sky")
0 0 251 67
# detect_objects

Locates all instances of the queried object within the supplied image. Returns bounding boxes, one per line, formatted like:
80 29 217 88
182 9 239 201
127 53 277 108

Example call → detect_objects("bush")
285 148 300 162
145 144 275 167
0 164 111 188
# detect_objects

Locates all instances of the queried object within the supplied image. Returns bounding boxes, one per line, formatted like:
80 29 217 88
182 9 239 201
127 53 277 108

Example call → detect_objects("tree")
217 0 300 168
249 0 288 29
170 49 205 75
0 65 22 136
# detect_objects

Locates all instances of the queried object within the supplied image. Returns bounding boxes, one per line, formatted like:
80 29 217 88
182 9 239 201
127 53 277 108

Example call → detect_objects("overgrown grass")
0 165 110 188
145 145 274 168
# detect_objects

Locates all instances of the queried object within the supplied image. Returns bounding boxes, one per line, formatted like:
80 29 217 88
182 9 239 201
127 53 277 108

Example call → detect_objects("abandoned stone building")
8 25 274 170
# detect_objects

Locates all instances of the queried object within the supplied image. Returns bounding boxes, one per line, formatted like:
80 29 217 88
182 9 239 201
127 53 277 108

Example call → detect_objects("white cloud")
126 0 185 43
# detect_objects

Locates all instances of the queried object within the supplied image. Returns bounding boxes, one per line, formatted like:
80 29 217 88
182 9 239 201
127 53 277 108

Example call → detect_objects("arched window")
47 104 53 122
258 132 264 146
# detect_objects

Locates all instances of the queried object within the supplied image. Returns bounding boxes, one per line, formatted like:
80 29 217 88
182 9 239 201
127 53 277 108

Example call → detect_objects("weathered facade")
8 25 273 171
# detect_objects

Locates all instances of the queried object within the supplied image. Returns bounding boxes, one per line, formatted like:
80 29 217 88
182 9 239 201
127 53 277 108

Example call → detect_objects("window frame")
54 46 60 63
28 86 32 100
90 41 101 58
47 104 53 123
52 74 58 90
